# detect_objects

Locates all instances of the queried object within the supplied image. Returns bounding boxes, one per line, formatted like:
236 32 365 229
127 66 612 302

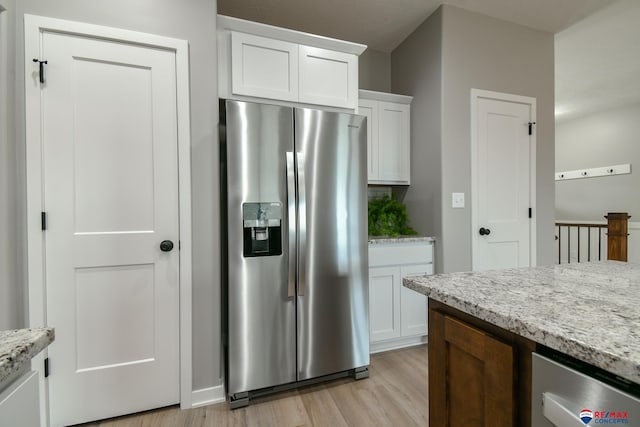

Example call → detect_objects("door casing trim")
470 88 537 270
24 14 193 421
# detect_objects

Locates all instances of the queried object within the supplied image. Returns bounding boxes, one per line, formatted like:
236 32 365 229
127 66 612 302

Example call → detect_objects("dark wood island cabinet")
429 300 536 427
404 262 640 427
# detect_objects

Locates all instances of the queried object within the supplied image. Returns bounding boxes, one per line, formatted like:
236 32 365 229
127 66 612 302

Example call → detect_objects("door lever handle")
479 227 491 236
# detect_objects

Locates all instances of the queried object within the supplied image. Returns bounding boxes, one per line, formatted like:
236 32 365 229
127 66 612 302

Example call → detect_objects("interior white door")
473 94 534 271
41 30 180 426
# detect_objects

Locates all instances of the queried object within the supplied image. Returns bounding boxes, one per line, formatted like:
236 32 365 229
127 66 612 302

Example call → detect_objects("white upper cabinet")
219 15 365 110
359 90 412 184
298 46 358 109
358 98 378 180
231 32 298 102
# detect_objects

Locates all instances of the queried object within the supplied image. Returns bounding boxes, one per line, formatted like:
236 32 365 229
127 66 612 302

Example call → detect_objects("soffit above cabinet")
218 15 367 56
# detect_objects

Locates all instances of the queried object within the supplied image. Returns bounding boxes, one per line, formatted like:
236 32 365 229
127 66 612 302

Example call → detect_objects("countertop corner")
0 328 55 387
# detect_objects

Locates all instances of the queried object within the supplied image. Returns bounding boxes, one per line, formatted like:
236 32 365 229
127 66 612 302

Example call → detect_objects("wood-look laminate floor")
80 345 428 427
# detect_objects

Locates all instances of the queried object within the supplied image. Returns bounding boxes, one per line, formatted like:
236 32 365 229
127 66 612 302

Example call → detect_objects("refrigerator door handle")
286 152 296 298
297 152 306 297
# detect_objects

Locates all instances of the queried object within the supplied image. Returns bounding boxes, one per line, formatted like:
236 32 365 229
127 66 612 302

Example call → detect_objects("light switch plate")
452 192 465 208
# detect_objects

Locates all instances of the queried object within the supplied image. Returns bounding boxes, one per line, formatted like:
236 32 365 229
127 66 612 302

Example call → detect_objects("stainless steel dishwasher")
532 352 640 426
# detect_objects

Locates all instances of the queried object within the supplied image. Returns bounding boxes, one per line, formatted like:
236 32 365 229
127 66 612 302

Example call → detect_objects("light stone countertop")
403 261 640 384
368 236 435 244
0 328 55 387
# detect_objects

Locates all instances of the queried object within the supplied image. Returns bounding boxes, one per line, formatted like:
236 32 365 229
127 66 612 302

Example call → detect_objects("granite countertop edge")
368 235 436 244
403 269 640 384
0 328 55 387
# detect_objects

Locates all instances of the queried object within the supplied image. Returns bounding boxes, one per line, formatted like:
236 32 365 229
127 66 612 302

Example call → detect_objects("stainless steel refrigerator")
220 99 369 408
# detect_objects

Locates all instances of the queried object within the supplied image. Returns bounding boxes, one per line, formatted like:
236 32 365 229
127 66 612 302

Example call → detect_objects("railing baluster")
558 226 562 264
567 227 571 264
577 226 581 262
599 228 602 261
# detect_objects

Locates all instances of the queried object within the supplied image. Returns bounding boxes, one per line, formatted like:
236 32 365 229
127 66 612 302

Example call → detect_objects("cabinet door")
378 101 410 183
358 99 378 182
369 266 401 342
0 371 40 427
231 32 298 102
400 263 433 337
430 311 515 426
299 45 357 109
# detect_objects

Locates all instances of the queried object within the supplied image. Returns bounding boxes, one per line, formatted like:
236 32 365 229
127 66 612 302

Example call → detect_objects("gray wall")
0 0 21 331
359 48 391 92
392 5 556 272
12 0 221 391
556 103 640 221
391 8 443 271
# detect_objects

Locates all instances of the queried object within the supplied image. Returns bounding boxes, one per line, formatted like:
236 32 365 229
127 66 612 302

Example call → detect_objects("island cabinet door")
429 311 515 427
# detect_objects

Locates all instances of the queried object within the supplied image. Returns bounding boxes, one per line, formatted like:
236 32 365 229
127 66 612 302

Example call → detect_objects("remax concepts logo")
579 408 629 424
581 409 594 424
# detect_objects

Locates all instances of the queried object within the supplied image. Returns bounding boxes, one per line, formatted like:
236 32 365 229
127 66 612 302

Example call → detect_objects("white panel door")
378 101 410 183
299 45 357 108
41 30 180 427
473 95 533 270
357 99 379 181
231 31 298 102
369 266 401 342
400 263 433 337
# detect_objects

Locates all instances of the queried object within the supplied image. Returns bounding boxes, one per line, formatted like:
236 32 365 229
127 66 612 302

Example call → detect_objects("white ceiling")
218 0 638 122
217 0 614 52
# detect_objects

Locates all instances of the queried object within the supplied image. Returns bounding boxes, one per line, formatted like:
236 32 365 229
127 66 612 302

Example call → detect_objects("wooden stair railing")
555 212 630 263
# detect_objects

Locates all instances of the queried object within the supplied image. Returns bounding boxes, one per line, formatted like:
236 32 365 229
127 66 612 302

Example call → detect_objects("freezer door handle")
542 392 587 427
297 152 306 297
286 152 296 298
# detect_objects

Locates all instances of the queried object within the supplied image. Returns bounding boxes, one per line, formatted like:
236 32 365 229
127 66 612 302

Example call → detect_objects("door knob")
479 227 491 236
160 240 174 252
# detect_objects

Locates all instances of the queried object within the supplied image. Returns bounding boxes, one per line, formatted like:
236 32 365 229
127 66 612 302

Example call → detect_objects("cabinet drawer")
369 242 433 267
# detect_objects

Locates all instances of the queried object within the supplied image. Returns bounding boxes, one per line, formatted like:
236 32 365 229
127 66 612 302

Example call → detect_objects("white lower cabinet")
0 371 40 427
369 240 434 353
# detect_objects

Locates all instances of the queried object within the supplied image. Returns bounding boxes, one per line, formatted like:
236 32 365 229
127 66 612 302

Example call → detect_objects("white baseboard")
190 384 226 408
370 335 427 354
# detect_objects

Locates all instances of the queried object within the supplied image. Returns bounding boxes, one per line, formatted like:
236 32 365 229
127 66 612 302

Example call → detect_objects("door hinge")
41 212 47 230
528 121 536 135
32 58 49 84
529 207 532 218
44 358 50 378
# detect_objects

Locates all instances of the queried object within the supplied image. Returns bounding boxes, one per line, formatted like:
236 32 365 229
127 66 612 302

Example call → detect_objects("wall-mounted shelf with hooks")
555 164 631 181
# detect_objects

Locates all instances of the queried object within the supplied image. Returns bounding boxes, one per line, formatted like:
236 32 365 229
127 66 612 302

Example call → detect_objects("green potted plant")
368 196 418 237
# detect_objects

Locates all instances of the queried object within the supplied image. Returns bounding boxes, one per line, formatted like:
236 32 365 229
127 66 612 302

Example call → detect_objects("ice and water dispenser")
242 202 282 257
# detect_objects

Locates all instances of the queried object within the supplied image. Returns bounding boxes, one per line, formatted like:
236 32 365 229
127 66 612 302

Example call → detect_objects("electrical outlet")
452 192 465 208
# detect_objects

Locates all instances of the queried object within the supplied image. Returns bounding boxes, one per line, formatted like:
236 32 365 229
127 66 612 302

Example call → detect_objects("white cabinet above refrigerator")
218 15 365 110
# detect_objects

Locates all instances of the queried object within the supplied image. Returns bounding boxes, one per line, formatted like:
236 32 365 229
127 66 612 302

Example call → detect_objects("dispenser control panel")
242 202 282 257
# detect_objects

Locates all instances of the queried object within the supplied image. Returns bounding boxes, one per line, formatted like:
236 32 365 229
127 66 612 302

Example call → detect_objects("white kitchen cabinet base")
0 371 40 427
370 335 428 354
368 240 434 353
